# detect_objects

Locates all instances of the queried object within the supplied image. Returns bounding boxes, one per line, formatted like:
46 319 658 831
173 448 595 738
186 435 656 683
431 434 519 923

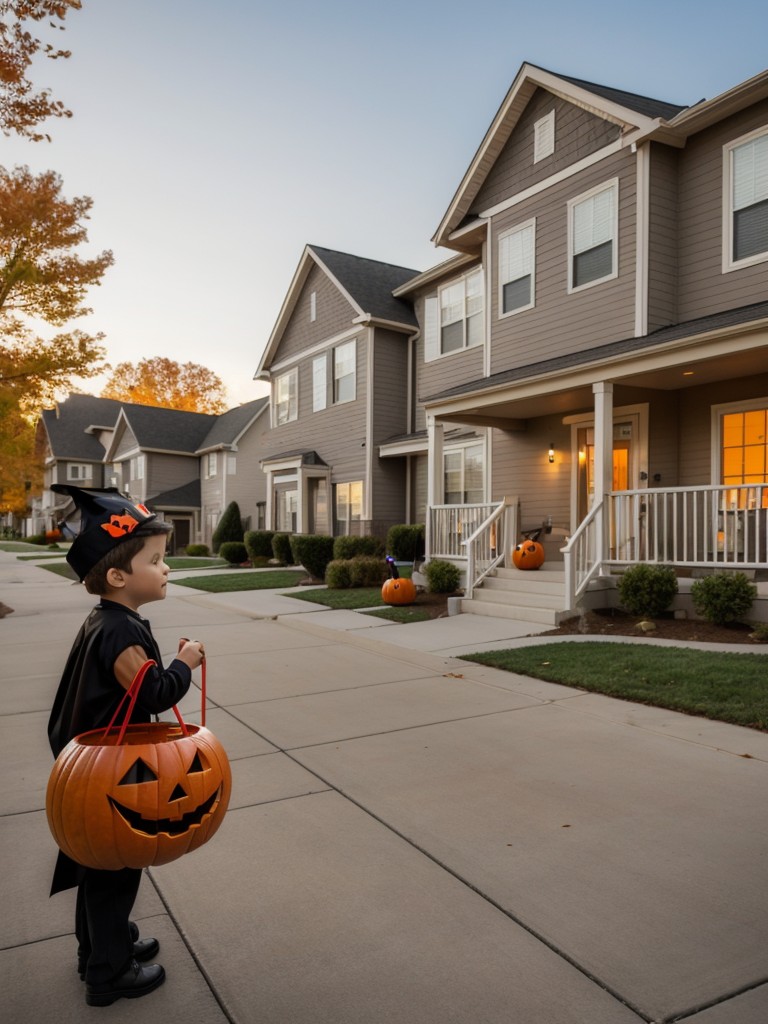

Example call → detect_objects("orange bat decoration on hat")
100 505 152 538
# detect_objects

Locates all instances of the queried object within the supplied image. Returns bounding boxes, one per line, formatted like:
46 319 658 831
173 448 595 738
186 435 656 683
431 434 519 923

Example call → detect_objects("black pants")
75 867 142 985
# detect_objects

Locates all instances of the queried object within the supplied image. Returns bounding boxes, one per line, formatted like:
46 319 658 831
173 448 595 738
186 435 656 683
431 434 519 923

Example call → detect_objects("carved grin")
108 787 221 837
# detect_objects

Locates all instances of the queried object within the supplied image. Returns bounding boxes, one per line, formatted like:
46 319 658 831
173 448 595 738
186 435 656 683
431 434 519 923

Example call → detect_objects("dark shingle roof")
309 246 419 328
260 449 328 466
147 479 201 509
120 405 217 453
425 301 768 404
41 394 124 460
541 67 689 121
197 397 268 451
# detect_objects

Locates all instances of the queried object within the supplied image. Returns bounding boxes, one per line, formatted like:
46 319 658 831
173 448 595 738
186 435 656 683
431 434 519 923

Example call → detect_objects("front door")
576 424 634 521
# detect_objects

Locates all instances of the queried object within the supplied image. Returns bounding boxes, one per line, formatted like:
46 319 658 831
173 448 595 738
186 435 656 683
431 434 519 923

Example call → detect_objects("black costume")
48 599 191 984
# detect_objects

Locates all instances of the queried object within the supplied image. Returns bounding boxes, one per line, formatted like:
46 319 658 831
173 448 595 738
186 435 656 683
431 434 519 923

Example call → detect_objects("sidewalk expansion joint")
661 974 768 1022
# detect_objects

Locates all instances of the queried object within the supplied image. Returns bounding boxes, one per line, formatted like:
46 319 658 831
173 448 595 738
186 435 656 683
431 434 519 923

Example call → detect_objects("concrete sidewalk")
2 552 768 1023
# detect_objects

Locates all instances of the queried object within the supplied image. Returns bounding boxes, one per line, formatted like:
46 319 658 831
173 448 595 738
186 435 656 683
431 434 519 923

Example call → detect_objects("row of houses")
33 61 768 621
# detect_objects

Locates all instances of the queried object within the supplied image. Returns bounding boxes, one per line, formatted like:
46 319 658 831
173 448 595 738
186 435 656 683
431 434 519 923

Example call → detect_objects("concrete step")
493 567 565 583
460 597 558 625
474 584 564 610
481 575 565 598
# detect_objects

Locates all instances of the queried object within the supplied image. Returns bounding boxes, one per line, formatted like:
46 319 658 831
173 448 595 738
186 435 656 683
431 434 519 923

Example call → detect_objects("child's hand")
177 638 205 669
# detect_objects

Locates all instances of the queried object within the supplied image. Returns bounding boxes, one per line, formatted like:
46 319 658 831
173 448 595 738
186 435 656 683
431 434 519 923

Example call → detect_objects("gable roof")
433 62 689 248
40 394 124 461
147 479 201 509
197 396 268 453
103 405 217 462
256 245 420 377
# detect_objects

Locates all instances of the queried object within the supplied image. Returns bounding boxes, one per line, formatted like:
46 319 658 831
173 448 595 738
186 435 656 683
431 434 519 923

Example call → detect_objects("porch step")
462 567 567 625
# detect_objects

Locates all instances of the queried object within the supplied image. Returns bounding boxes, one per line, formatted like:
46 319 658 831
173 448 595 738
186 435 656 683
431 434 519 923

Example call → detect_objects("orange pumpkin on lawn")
512 539 545 570
382 556 416 605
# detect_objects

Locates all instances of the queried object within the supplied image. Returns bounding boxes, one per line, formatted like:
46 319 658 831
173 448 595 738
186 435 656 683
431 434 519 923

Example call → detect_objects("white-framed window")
723 127 768 272
227 454 237 475
312 354 327 412
499 220 535 316
310 291 317 322
274 367 298 425
335 480 362 531
568 179 618 292
67 463 90 481
534 110 555 163
276 489 298 532
438 268 484 355
716 399 768 492
205 452 217 478
443 442 485 504
130 454 145 480
333 339 356 404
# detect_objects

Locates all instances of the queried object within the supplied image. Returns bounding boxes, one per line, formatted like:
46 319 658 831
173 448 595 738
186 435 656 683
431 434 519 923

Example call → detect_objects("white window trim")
442 436 487 504
273 367 298 426
722 126 768 274
498 218 536 319
312 354 327 412
205 452 217 478
534 110 555 163
67 463 90 481
567 178 619 294
711 397 768 483
310 290 317 322
333 338 356 405
433 267 484 360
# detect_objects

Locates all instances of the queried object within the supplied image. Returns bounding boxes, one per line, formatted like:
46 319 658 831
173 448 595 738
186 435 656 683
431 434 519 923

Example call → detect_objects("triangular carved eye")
187 751 208 774
118 759 158 785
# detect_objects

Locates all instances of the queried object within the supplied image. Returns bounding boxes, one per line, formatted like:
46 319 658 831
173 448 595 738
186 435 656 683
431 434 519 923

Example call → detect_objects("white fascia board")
255 246 315 377
352 314 415 333
101 408 131 463
393 253 477 296
378 438 428 457
307 246 366 319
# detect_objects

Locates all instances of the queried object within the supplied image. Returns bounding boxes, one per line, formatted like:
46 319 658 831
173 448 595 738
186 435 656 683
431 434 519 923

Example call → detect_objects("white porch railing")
463 498 519 599
429 502 503 560
562 501 602 612
609 483 768 567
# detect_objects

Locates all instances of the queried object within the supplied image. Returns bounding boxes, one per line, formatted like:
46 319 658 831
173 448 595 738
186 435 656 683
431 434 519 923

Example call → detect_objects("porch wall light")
548 443 555 464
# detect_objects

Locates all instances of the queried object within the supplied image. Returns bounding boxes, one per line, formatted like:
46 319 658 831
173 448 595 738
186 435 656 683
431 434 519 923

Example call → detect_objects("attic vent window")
310 291 317 322
534 110 555 163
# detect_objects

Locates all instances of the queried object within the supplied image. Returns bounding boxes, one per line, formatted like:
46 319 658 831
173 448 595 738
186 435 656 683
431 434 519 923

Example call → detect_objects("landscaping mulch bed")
538 608 760 645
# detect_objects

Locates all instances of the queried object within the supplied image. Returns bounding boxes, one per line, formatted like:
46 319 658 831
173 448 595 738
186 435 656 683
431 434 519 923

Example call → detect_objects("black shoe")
78 937 160 979
86 960 165 1006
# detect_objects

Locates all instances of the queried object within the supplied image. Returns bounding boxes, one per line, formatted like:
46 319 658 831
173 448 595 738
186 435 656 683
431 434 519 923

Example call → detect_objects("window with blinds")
534 111 555 163
568 180 618 291
436 269 484 356
727 129 768 268
499 220 535 316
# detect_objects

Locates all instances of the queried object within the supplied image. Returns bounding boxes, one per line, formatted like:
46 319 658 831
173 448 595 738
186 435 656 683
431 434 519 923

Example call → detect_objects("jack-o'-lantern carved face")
47 724 231 871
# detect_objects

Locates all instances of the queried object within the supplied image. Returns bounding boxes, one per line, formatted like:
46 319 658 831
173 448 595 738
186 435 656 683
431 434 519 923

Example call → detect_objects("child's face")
119 533 170 610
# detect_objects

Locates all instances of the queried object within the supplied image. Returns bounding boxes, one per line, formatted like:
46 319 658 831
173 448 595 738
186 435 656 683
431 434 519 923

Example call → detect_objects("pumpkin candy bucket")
46 659 231 871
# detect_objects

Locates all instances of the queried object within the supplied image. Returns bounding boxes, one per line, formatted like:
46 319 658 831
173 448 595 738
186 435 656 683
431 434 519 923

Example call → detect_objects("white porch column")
264 469 273 530
426 416 444 559
593 381 613 567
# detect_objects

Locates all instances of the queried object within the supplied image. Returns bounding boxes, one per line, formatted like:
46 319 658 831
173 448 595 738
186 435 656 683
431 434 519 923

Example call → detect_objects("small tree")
211 501 243 554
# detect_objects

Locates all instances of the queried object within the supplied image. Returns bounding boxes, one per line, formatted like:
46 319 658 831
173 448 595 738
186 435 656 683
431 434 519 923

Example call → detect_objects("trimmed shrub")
244 530 275 562
333 534 384 560
691 572 757 626
185 543 210 557
272 532 294 565
386 524 425 561
349 555 388 587
423 558 460 594
211 501 244 553
290 533 335 580
219 541 248 565
26 533 47 545
325 559 352 589
618 564 678 618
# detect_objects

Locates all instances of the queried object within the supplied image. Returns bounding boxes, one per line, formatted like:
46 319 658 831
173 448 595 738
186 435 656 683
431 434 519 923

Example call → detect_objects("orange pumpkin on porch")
512 539 545 570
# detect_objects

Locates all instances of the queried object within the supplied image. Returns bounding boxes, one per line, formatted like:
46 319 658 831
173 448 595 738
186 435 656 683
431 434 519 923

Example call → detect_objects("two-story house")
255 245 419 538
404 63 768 620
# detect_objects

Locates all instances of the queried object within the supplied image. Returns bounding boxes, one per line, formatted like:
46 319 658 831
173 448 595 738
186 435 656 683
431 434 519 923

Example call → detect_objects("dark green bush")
272 532 294 565
219 541 248 565
325 559 352 589
333 534 385 560
349 555 387 587
423 558 460 594
290 534 334 580
211 501 244 553
618 564 678 618
386 524 425 561
244 530 275 562
26 533 47 545
185 543 210 557
691 572 757 625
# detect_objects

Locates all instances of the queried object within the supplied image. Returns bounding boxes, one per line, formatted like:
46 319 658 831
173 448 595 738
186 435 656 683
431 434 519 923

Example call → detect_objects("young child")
47 484 205 1007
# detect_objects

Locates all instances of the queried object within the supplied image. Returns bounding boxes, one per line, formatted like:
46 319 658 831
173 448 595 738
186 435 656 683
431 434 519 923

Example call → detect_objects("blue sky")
3 0 767 405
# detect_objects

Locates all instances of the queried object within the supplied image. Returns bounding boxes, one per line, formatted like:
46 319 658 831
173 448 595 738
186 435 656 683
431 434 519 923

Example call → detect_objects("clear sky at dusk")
3 0 767 406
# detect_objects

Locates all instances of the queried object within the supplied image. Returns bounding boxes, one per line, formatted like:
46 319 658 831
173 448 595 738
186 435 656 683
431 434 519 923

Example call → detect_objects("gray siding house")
400 62 768 620
255 245 419 538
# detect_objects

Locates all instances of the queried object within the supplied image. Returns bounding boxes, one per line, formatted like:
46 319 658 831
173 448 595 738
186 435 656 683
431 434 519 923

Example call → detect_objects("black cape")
47 600 192 894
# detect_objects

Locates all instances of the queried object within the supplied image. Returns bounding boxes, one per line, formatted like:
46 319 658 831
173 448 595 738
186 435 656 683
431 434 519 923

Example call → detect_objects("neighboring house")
255 245 419 538
402 62 768 620
33 393 269 553
197 396 269 546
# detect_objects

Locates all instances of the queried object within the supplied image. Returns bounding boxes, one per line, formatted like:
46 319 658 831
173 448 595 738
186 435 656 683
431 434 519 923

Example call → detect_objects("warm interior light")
682 370 694 376
548 443 555 464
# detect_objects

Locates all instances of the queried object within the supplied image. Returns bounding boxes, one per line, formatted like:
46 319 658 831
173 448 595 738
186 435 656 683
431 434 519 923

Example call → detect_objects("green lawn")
285 586 386 609
363 605 433 623
173 569 306 593
17 552 68 560
39 562 78 580
462 642 768 731
166 557 227 570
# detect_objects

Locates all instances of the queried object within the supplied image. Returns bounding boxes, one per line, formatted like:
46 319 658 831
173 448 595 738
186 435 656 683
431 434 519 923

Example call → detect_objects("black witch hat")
51 484 157 581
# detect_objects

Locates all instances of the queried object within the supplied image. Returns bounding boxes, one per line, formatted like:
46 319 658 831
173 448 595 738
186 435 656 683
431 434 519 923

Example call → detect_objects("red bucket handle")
104 657 207 745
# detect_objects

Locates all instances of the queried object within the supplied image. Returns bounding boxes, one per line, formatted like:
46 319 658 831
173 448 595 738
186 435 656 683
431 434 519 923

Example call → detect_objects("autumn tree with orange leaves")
102 358 228 415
